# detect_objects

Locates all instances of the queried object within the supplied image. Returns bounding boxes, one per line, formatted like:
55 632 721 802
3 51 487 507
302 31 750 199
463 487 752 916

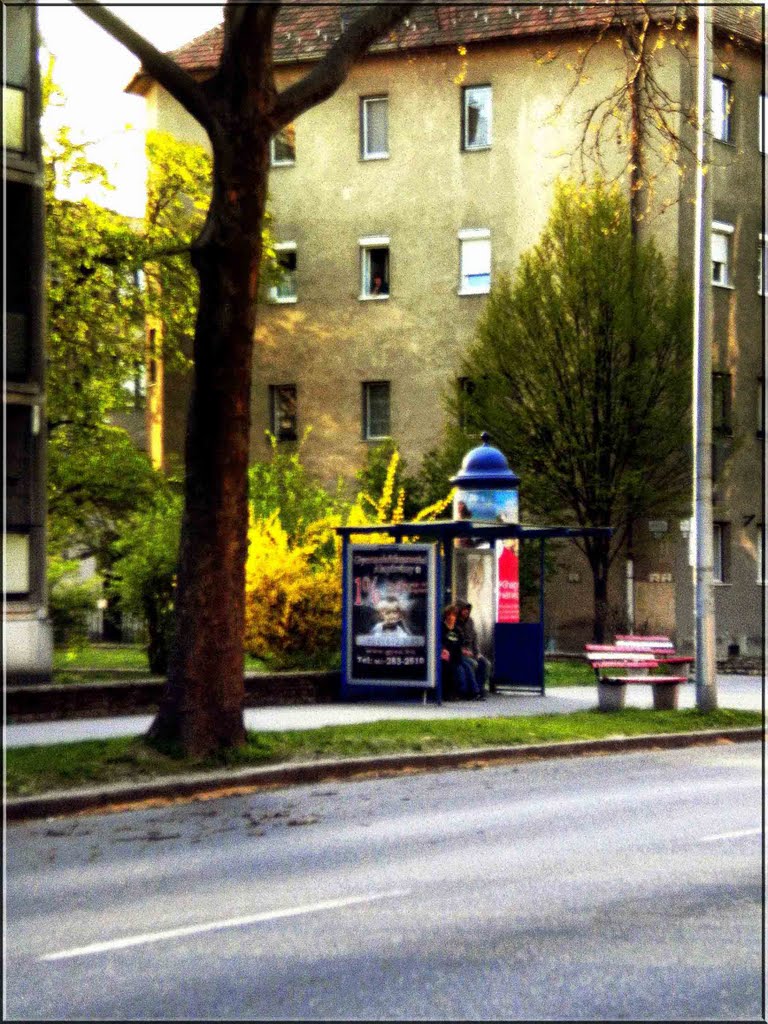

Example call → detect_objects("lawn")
52 643 276 679
6 707 761 798
52 644 586 685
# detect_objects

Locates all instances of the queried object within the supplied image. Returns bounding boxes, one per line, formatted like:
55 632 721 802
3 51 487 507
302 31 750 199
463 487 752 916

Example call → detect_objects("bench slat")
601 676 688 685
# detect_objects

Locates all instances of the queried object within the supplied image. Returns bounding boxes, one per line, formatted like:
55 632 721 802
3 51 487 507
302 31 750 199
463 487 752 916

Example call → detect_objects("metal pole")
692 3 718 710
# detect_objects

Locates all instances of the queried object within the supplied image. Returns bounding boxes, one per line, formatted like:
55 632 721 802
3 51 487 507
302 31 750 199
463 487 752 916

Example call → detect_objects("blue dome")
450 433 519 488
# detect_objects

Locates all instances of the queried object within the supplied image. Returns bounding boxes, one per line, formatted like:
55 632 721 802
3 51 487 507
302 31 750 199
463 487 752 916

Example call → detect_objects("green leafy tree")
457 179 691 641
73 0 416 756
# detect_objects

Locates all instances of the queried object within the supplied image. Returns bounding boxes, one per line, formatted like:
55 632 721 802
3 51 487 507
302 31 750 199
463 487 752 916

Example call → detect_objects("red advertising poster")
496 541 520 623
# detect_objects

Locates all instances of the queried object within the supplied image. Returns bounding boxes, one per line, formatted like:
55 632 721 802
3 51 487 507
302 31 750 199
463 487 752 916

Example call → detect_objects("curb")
5 727 763 822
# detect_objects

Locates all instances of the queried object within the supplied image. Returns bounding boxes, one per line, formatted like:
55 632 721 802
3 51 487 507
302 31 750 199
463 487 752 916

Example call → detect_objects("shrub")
244 512 341 667
48 555 102 648
111 490 182 675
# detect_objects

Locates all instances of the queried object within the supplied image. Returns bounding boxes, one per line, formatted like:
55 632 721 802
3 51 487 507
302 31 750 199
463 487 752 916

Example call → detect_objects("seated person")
456 601 490 695
440 604 481 701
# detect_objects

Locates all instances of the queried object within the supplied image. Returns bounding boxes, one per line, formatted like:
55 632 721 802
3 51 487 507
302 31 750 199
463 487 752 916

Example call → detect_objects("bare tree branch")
71 2 218 142
273 1 417 126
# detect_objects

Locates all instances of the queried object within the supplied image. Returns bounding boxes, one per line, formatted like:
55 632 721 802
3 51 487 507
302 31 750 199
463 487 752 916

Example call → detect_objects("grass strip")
6 708 761 798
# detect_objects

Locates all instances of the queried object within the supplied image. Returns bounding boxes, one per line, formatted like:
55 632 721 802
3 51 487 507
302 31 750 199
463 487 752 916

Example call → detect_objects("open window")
458 229 491 294
462 85 492 150
269 243 297 303
270 124 296 166
711 222 733 286
360 96 389 160
269 384 297 441
360 237 390 298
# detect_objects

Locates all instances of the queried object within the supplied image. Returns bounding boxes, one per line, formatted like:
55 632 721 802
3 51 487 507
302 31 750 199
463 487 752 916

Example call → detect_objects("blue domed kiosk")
336 434 611 703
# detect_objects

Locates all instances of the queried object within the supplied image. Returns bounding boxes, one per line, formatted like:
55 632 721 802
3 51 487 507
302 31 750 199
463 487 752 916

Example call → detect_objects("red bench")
585 635 693 711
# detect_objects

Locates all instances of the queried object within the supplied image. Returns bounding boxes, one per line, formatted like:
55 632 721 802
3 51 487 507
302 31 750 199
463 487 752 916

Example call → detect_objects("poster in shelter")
496 540 520 623
346 544 436 687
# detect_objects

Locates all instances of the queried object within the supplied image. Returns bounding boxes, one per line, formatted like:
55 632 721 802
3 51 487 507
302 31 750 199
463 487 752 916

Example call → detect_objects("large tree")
72 0 416 756
458 179 691 641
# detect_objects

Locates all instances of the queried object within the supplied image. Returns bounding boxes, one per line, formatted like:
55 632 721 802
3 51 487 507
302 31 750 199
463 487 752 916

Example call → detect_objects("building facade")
4 0 53 682
127 1 765 654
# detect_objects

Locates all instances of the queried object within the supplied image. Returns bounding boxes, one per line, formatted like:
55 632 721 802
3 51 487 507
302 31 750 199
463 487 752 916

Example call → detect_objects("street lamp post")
692 3 718 710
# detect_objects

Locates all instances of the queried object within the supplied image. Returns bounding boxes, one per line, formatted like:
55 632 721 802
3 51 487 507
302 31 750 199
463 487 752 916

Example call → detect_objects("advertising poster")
496 540 520 623
346 544 436 687
453 487 519 525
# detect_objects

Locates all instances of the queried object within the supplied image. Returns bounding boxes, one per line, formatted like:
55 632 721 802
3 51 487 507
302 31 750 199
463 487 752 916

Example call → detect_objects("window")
713 521 730 583
457 377 475 430
270 124 295 166
712 76 732 143
462 85 492 150
759 235 767 295
711 222 733 286
2 85 26 152
458 229 491 294
4 533 30 596
359 237 389 298
269 384 297 441
269 243 297 302
759 95 766 154
363 381 391 440
712 372 732 435
360 96 388 159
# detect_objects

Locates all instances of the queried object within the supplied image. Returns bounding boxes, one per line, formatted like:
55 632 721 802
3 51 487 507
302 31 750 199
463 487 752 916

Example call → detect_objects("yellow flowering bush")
243 511 341 665
243 450 453 665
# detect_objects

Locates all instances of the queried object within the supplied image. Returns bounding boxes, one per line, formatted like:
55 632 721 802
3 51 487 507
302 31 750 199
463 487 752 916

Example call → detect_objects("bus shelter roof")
334 520 612 542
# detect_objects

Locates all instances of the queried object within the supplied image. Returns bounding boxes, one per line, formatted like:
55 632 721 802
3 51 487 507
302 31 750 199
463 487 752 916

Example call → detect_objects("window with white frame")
712 76 732 143
760 94 766 154
359 237 389 298
270 124 296 166
458 229 491 294
363 381 391 440
462 85 492 150
268 243 297 302
711 222 733 286
269 384 297 441
759 234 767 295
360 96 388 159
713 521 729 582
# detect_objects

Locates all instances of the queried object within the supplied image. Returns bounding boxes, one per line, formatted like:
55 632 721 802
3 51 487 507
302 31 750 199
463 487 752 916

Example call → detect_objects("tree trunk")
148 136 270 757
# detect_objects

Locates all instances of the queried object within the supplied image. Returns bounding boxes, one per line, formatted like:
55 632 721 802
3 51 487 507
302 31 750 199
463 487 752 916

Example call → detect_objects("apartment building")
4 0 53 682
127 1 764 653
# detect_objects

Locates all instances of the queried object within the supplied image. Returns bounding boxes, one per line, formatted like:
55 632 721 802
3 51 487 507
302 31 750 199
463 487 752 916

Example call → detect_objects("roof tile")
128 1 763 91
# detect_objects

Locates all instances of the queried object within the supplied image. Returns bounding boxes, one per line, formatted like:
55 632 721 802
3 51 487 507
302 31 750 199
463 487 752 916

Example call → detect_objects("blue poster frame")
341 541 442 702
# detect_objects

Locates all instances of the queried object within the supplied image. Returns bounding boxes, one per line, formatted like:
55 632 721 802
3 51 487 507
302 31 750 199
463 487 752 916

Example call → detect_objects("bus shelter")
336 519 612 704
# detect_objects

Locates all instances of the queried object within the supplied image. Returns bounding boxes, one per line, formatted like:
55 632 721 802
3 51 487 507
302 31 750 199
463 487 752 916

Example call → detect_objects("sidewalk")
5 674 762 748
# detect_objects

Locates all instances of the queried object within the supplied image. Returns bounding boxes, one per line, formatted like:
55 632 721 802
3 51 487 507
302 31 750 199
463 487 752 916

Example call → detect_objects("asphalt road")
5 743 763 1021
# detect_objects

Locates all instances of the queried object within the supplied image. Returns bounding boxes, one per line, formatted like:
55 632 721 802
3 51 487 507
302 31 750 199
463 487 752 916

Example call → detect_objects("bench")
585 635 694 711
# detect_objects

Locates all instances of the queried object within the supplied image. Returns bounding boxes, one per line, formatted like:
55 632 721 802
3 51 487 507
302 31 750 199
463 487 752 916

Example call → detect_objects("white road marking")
41 889 409 962
699 828 762 843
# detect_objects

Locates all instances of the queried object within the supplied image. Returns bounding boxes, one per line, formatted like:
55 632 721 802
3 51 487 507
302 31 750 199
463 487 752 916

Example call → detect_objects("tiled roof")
127 2 764 92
